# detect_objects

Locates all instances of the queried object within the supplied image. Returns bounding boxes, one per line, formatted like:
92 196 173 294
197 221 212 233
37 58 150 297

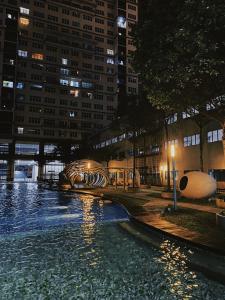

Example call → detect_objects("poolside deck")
73 187 225 256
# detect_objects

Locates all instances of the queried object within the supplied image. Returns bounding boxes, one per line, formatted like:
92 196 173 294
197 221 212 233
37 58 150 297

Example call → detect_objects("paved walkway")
79 188 225 254
102 189 222 214
123 192 222 214
74 187 225 281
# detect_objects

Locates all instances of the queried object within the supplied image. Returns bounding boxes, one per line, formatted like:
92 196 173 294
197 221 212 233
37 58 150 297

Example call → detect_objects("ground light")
171 144 177 210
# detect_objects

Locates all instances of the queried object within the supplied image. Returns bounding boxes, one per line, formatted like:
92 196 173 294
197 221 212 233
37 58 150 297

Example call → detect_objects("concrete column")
7 141 15 181
7 160 14 182
38 163 44 181
37 141 45 181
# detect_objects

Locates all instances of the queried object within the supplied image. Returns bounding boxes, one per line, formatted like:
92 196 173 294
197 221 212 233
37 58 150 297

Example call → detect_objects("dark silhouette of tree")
118 94 165 187
90 145 119 167
133 0 225 156
54 141 78 165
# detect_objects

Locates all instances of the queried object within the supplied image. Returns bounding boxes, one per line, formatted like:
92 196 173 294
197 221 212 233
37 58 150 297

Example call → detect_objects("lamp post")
171 144 177 211
87 162 90 186
160 166 164 185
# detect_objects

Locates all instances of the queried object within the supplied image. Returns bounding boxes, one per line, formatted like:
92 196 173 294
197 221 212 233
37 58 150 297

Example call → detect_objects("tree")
118 95 164 187
183 109 210 171
89 145 119 167
54 141 78 165
133 0 225 155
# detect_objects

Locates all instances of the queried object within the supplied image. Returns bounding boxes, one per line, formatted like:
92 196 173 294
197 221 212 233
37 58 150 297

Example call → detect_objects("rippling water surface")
0 183 225 299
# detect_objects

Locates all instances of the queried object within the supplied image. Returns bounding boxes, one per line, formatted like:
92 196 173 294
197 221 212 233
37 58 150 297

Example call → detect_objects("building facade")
0 0 138 181
93 114 225 189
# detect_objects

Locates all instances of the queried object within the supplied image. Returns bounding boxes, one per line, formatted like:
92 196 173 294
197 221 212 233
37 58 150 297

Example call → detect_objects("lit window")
182 108 199 119
32 53 44 60
30 84 43 90
119 133 126 141
107 49 114 55
17 82 25 89
70 80 80 87
20 7 30 15
117 16 127 28
69 112 76 118
18 50 28 57
112 137 118 144
17 127 24 135
82 82 93 89
60 68 70 75
62 58 68 65
106 140 112 146
167 113 178 124
19 17 30 26
150 145 160 154
3 81 14 88
70 90 79 97
184 134 200 147
182 111 191 119
60 79 69 86
15 143 39 155
208 129 223 143
107 58 114 64
206 103 216 111
44 144 56 154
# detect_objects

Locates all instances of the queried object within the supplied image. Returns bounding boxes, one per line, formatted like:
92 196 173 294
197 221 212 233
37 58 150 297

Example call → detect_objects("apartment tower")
0 0 138 180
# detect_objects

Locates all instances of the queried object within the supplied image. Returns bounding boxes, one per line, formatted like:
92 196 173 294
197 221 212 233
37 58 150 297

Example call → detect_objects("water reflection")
0 183 128 235
157 240 198 299
81 196 103 268
82 196 96 246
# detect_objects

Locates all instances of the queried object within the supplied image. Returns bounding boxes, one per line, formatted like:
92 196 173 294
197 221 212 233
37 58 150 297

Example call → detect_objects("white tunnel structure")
64 160 109 187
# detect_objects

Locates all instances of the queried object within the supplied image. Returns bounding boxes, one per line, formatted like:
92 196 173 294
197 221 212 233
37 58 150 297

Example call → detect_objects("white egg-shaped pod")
179 171 217 199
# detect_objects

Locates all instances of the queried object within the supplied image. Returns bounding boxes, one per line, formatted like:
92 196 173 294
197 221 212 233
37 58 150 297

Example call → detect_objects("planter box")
215 198 225 209
216 213 225 230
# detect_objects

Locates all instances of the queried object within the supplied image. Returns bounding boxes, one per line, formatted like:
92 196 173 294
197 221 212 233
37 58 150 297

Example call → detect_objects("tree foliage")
133 0 225 122
90 145 119 164
54 141 78 164
119 94 164 135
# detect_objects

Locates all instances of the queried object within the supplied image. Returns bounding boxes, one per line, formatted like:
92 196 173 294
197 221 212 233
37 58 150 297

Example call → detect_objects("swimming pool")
0 183 225 299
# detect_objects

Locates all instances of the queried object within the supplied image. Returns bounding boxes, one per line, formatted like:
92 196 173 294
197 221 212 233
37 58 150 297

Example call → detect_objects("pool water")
0 183 225 299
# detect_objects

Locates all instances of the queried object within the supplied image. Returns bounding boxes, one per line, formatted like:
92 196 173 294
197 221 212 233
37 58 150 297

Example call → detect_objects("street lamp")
171 144 177 211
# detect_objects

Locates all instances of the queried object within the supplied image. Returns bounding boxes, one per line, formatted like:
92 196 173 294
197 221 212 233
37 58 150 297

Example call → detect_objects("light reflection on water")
81 196 105 268
157 240 198 299
0 183 128 234
0 184 225 299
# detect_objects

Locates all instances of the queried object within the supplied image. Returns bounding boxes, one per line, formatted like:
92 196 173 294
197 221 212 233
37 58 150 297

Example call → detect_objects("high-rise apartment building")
0 0 138 181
